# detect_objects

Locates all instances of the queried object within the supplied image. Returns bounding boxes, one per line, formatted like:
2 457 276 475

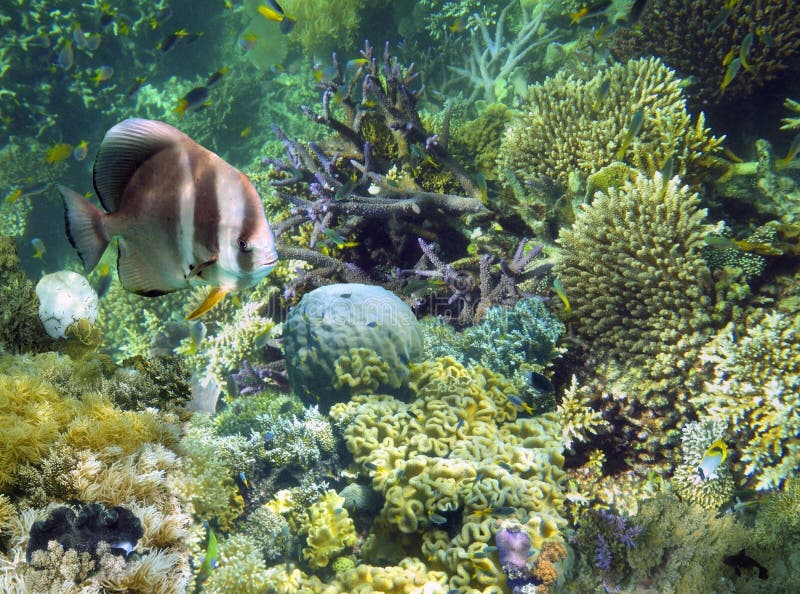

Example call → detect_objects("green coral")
213 389 304 437
0 236 51 354
450 103 512 179
497 57 722 191
241 505 293 564
461 296 564 407
556 172 714 393
201 534 270 594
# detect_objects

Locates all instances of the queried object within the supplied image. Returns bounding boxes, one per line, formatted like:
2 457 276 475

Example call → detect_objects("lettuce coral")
301 490 356 569
330 356 566 591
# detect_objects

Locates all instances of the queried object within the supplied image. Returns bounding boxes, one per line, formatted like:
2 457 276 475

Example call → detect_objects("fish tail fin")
59 184 108 272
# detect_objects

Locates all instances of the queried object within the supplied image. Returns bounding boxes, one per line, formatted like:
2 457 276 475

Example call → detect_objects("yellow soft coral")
301 490 356 569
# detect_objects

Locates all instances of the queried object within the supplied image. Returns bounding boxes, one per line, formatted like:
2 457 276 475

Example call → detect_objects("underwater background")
2 0 800 592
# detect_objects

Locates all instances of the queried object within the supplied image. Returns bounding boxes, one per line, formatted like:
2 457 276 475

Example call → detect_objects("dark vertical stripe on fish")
189 144 220 264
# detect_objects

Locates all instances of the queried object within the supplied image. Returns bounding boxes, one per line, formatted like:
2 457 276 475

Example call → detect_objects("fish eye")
238 238 251 252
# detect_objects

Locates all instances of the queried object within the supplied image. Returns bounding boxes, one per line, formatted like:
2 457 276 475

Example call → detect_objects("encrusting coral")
496 57 723 195
330 356 566 592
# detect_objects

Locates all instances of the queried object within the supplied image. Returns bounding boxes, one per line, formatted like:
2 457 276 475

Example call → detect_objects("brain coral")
611 0 800 108
330 356 565 592
496 57 722 191
283 283 424 409
555 172 715 392
695 308 800 490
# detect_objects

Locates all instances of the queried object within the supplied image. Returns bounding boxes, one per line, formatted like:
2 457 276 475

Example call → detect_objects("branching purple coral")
404 237 550 324
263 41 490 300
595 534 612 573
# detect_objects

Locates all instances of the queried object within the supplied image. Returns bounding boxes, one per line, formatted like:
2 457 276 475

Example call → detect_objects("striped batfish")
59 118 278 320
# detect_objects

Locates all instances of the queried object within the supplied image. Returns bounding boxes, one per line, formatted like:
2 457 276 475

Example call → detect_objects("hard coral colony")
1 0 800 593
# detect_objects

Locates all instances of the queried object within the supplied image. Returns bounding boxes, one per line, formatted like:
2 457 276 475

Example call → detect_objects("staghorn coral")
695 308 800 490
330 356 566 592
496 57 723 194
446 0 558 104
555 172 715 393
300 490 356 569
672 420 734 511
611 0 800 108
555 375 609 451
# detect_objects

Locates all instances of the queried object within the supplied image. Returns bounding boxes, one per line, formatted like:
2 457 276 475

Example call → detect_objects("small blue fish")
428 512 447 525
31 238 46 259
264 431 275 442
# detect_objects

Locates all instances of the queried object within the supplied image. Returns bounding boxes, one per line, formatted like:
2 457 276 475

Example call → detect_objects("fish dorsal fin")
93 118 186 213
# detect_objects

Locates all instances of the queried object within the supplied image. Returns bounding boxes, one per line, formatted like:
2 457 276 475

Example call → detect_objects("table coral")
496 57 722 193
330 356 566 592
695 308 800 490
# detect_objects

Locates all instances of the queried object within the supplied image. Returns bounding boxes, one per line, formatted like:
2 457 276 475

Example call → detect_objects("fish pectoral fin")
186 286 230 321
187 255 218 279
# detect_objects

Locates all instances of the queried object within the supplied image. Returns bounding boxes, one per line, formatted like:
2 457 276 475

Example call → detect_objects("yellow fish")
257 0 296 34
46 143 74 163
699 440 727 480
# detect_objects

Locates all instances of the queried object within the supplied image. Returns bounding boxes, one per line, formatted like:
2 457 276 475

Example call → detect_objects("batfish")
59 118 278 320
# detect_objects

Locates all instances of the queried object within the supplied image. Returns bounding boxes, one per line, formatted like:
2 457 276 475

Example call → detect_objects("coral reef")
283 283 424 408
611 0 800 107
496 57 723 197
330 356 566 592
695 307 800 490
